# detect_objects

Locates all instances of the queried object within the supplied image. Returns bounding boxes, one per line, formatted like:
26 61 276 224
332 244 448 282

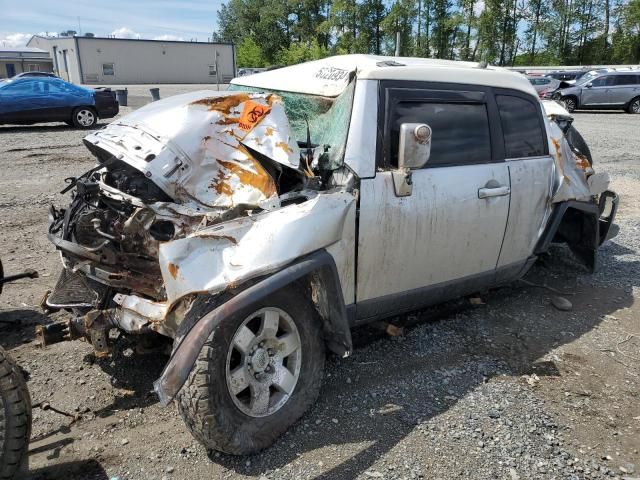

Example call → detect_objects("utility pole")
215 50 220 91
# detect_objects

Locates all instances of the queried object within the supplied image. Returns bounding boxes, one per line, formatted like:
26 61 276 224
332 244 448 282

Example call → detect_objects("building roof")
28 34 233 47
231 54 538 98
0 46 49 54
0 46 51 61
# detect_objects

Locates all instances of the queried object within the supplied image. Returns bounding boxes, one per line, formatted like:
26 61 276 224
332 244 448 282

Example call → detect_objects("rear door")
356 82 510 320
492 90 554 278
45 79 87 120
609 74 640 106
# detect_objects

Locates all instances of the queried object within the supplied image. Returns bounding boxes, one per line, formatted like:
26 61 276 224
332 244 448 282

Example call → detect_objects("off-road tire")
566 125 592 165
71 107 97 128
176 288 325 455
0 347 31 479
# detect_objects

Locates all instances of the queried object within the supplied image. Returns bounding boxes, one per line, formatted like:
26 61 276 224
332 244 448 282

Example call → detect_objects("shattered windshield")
228 81 355 170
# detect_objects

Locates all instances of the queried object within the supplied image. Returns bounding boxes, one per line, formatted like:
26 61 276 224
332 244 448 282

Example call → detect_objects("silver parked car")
40 55 618 455
556 70 640 113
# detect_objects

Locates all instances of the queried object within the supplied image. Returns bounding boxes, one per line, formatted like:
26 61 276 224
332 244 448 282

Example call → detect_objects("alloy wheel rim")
225 307 302 417
77 109 95 126
564 99 576 111
633 100 640 113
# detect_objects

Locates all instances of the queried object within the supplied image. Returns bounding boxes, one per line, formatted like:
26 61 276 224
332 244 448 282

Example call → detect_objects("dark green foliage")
215 0 640 67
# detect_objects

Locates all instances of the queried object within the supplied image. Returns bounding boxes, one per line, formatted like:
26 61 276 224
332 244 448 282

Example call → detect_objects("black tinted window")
496 95 546 158
390 102 491 167
613 75 639 86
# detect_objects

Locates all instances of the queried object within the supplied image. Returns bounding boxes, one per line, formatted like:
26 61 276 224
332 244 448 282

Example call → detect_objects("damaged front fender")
159 190 356 306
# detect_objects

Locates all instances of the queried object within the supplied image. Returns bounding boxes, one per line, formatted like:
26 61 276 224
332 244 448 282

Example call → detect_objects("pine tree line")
215 0 640 67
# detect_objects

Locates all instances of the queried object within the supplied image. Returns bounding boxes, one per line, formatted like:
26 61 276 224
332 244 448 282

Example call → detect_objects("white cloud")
110 27 140 39
474 0 485 16
153 34 185 41
0 32 33 48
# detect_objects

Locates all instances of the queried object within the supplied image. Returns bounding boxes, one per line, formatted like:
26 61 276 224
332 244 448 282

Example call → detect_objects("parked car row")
525 68 640 113
0 76 119 128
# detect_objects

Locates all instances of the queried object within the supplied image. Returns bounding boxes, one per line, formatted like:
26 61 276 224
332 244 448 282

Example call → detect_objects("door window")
613 75 639 86
496 95 546 158
591 76 614 87
389 102 491 167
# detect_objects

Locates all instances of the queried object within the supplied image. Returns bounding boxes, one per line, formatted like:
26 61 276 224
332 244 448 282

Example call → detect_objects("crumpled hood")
84 90 301 209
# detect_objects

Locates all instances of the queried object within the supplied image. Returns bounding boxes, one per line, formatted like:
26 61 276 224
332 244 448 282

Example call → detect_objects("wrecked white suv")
41 55 618 454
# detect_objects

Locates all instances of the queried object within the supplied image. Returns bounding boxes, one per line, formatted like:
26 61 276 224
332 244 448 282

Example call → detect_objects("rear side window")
496 95 546 158
390 102 491 167
613 75 639 86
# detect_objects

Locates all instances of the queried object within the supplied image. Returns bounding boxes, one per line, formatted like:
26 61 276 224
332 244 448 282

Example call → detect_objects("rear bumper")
97 102 119 119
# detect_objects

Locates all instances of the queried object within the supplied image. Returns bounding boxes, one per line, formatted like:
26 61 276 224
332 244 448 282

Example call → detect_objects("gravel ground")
0 108 639 480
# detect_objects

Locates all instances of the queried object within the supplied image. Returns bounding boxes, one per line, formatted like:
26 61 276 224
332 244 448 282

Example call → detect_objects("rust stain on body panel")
216 159 277 197
275 141 293 154
168 263 179 279
190 94 251 114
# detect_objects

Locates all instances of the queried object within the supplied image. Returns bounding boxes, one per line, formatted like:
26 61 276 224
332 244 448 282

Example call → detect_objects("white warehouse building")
27 35 236 85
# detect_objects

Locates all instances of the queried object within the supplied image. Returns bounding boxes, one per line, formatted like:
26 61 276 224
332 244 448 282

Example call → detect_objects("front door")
582 75 614 106
356 83 510 321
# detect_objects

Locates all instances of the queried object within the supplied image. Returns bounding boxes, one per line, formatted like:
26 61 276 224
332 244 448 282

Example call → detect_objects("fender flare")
153 249 352 406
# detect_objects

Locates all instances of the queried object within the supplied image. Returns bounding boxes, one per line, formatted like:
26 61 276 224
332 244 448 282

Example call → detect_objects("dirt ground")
0 108 639 480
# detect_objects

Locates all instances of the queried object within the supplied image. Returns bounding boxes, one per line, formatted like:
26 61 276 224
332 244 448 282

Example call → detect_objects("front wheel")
177 288 325 455
563 97 577 113
0 347 31 479
71 107 97 128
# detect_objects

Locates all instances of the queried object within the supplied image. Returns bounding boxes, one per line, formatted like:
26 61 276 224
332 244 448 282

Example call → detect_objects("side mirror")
585 82 593 88
398 123 432 169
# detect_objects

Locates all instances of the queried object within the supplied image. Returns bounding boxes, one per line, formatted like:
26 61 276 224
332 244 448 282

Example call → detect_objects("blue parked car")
0 76 118 128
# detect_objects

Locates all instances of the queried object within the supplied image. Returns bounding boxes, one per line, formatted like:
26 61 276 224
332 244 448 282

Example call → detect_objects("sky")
0 0 226 47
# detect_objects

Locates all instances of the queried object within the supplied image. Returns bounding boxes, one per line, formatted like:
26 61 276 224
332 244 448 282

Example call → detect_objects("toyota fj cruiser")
41 55 618 454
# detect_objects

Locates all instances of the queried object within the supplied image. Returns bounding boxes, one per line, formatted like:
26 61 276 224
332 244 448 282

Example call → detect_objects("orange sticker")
238 100 271 131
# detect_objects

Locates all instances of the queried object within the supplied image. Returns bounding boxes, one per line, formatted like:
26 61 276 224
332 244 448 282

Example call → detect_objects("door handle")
478 185 510 199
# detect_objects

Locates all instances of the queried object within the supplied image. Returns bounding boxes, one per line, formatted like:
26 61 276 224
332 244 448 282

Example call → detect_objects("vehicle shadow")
573 110 628 115
211 240 637 479
0 308 50 350
0 122 109 133
90 335 169 418
26 458 108 480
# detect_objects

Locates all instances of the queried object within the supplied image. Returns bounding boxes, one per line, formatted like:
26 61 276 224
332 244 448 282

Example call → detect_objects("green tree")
236 37 265 67
216 0 640 67
381 0 416 56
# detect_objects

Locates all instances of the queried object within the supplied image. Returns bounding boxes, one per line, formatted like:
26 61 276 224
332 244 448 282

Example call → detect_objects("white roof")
0 47 48 53
231 54 538 98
